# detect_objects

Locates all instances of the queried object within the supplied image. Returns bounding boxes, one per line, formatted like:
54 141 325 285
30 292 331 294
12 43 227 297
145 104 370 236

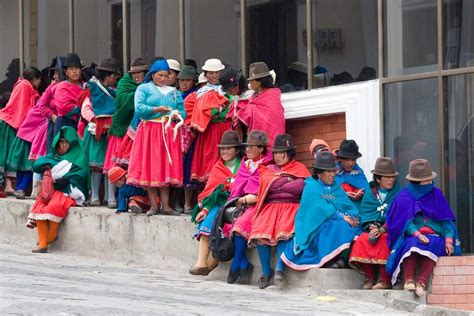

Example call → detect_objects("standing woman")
81 58 120 207
235 62 285 147
190 131 242 275
349 157 400 290
0 67 41 195
386 159 461 296
189 58 230 183
166 59 181 88
249 134 311 289
127 59 186 215
27 126 88 253
54 53 85 133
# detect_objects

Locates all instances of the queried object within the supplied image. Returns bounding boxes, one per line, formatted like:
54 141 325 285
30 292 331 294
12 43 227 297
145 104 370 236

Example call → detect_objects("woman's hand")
445 242 454 256
418 234 430 245
343 215 359 227
369 227 381 239
153 106 171 114
236 197 246 208
51 114 57 123
195 211 207 223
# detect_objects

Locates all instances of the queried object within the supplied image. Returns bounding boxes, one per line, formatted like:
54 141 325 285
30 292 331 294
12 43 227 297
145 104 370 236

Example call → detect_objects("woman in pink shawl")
237 62 285 147
0 67 41 195
226 130 271 285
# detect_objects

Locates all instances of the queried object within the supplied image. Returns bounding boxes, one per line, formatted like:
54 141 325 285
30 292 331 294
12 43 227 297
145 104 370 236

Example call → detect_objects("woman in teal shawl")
281 151 360 270
349 157 400 290
28 126 88 253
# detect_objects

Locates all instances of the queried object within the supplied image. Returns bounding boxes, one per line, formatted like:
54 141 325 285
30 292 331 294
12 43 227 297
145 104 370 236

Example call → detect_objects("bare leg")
195 236 210 268
147 187 159 210
159 186 170 210
184 188 194 210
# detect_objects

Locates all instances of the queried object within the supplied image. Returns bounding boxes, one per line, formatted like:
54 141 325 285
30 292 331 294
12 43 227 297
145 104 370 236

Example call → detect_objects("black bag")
223 197 245 224
209 199 240 262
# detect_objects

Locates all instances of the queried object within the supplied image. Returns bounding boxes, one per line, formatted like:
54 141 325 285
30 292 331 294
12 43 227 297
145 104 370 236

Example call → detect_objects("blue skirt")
194 205 219 239
386 234 446 285
281 213 360 270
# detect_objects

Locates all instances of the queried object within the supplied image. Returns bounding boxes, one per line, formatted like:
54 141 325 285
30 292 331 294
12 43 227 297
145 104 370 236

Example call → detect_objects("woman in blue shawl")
386 159 461 297
281 151 360 270
349 157 400 290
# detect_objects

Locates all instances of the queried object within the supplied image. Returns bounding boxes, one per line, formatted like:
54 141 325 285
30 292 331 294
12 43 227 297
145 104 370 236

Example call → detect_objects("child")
108 166 158 214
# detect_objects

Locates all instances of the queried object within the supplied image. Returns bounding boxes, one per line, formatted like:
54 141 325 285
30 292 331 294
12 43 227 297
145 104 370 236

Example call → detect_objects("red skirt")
127 120 183 187
28 190 76 223
231 205 256 240
113 131 134 168
349 232 390 266
191 121 230 182
249 202 299 246
103 135 122 173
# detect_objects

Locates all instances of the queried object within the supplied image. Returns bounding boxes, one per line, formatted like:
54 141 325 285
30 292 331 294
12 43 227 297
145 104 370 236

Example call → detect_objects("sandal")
146 208 160 217
189 265 210 276
372 281 391 290
415 283 426 296
404 280 416 291
160 208 180 216
362 279 374 289
32 246 48 253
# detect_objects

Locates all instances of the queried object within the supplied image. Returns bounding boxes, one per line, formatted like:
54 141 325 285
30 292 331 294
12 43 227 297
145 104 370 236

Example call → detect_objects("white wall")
0 1 19 75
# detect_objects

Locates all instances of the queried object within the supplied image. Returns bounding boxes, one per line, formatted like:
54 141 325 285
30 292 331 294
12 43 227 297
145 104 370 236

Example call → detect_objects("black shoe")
14 190 25 199
237 263 254 285
274 270 284 287
258 269 274 289
227 269 240 284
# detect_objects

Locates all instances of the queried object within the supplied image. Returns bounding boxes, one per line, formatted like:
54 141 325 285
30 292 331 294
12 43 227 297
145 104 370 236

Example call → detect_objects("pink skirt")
127 120 183 187
113 130 134 168
28 121 48 160
103 135 122 173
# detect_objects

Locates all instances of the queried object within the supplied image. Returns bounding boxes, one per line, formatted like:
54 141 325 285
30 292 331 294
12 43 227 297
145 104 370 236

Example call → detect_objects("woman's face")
245 145 263 160
205 71 221 85
65 66 82 82
52 70 59 83
420 179 433 185
103 73 118 87
274 151 290 166
131 71 146 84
152 70 169 86
31 78 41 89
220 147 237 162
167 70 178 86
339 157 357 172
179 79 194 92
377 175 396 190
56 139 70 155
249 79 260 92
319 170 337 185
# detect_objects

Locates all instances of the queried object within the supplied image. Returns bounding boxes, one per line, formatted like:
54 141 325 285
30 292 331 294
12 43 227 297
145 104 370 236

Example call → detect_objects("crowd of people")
0 53 462 296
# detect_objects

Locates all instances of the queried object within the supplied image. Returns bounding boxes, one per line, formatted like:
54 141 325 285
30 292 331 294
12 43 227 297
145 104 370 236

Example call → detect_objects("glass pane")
246 0 306 93
185 0 240 72
445 74 474 252
23 0 70 93
443 0 474 69
384 0 438 76
74 0 125 71
0 0 20 107
384 78 440 187
312 0 378 89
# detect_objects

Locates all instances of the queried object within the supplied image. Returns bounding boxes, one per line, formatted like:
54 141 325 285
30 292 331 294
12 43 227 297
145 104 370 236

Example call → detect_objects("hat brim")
217 144 241 148
96 66 121 75
270 146 297 152
406 171 437 182
202 65 225 72
63 64 83 68
312 164 338 171
247 72 271 81
128 67 148 73
371 170 399 176
242 142 267 147
178 75 197 80
335 150 362 159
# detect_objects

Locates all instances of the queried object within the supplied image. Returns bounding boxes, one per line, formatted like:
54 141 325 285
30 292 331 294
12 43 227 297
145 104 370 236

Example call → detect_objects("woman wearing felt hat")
80 58 121 208
249 134 311 289
386 159 461 297
349 157 400 290
187 58 231 183
189 131 243 276
281 151 361 271
127 59 186 216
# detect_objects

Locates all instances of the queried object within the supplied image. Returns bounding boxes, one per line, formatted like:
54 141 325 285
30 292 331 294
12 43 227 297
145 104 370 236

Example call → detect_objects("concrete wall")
0 1 20 74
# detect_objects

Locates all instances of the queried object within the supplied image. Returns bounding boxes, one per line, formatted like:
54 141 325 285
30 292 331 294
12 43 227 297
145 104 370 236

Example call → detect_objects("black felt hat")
271 134 297 152
219 67 241 91
63 53 83 68
335 139 362 159
314 151 338 170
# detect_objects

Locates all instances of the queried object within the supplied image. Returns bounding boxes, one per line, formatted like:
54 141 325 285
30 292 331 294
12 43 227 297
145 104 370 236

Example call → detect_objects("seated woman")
386 159 461 297
27 126 88 253
349 157 400 290
281 151 360 271
189 131 242 276
249 134 310 289
227 130 271 285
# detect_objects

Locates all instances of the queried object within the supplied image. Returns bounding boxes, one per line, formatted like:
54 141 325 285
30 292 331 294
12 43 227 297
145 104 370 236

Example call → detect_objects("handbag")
39 169 54 204
209 204 234 262
223 196 245 224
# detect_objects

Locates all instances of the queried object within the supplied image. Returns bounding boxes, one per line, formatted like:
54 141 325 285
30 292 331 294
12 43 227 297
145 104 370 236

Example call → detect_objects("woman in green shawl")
28 126 88 253
349 157 400 290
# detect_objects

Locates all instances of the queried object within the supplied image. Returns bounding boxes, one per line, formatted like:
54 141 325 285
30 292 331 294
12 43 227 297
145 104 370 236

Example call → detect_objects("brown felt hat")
371 157 399 176
217 131 241 148
406 159 437 181
247 62 271 81
314 151 338 171
128 58 148 73
96 58 121 75
242 130 269 147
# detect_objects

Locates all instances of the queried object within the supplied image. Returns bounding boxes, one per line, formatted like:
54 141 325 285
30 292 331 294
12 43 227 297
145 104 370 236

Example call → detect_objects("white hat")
202 58 225 72
198 72 208 84
167 59 181 72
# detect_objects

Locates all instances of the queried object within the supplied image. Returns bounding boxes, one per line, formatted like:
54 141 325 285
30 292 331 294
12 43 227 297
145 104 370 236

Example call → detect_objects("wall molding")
281 80 381 179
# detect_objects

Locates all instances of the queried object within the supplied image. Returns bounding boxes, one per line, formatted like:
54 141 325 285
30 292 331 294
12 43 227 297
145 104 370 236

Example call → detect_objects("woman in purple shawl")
226 130 270 285
386 159 461 297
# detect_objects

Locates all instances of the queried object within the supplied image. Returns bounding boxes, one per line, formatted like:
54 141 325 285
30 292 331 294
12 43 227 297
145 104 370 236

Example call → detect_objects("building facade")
0 0 472 252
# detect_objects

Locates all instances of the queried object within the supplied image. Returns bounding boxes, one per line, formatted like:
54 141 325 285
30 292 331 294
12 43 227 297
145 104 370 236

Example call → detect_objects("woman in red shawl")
0 67 41 195
189 131 242 276
249 134 311 289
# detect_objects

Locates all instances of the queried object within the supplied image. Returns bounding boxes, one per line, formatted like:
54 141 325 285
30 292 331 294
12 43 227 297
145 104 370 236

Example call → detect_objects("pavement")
0 246 413 315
